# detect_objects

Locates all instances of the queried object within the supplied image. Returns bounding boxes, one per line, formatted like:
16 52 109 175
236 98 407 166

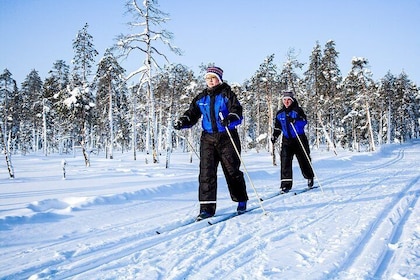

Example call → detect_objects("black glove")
271 135 278 143
221 114 238 127
173 117 187 130
287 111 299 124
287 116 296 124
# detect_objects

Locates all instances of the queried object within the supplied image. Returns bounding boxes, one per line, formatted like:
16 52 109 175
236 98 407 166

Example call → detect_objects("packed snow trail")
0 141 419 279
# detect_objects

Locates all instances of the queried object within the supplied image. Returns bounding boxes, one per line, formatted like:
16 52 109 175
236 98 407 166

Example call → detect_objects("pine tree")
0 69 18 178
68 23 98 166
20 70 43 153
377 72 395 144
341 57 376 151
250 54 279 156
93 49 128 159
394 72 418 142
44 60 71 154
0 69 16 145
303 42 323 148
319 40 342 150
278 48 304 95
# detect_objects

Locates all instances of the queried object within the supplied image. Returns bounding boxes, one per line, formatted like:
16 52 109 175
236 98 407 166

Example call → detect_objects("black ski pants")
280 134 314 190
198 130 248 215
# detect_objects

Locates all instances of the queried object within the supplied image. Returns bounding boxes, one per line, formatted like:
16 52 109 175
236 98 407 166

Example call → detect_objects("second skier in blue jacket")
271 91 314 193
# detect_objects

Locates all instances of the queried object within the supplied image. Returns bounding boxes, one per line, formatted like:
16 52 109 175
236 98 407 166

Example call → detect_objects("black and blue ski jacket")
273 99 308 139
180 83 243 133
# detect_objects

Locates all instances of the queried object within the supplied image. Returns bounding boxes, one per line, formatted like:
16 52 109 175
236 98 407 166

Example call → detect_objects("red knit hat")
205 66 223 83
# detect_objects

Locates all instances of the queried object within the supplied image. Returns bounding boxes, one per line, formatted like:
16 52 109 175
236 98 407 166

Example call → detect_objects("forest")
0 1 419 176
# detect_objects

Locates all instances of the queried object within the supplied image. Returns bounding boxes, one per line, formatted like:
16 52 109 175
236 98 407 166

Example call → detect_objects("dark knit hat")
282 91 294 101
205 66 223 83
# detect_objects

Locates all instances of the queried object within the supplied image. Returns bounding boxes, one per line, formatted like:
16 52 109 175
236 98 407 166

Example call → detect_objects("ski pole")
219 113 267 214
174 131 200 160
290 122 323 192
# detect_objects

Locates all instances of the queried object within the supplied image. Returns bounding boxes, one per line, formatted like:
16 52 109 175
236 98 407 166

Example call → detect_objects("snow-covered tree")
153 63 195 167
117 0 181 163
68 23 98 166
0 69 18 178
248 54 279 155
393 72 419 142
278 48 304 95
319 40 342 150
19 70 43 153
303 42 323 147
341 57 376 151
43 60 71 154
93 49 128 159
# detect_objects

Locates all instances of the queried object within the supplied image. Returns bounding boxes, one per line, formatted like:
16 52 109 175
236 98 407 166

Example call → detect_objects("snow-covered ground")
1 140 419 280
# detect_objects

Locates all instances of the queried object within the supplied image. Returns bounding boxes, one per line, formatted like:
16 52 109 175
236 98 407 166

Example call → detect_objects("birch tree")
117 0 181 163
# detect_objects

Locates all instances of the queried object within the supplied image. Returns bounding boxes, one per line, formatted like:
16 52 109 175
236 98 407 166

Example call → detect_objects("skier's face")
283 97 293 108
205 75 220 88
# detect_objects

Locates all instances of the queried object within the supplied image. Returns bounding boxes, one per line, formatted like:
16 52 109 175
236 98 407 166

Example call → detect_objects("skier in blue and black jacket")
174 66 249 221
271 91 314 194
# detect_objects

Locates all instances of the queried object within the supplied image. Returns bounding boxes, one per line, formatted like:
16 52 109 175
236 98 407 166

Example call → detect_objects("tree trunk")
365 101 376 151
3 130 15 178
42 99 48 156
108 81 114 159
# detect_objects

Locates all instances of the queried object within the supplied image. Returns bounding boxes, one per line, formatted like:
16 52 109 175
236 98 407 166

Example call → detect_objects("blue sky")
1 0 419 85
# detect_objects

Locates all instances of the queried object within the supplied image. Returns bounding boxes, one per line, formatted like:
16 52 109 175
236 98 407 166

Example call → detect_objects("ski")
156 186 317 234
293 185 319 195
206 207 258 226
205 187 318 226
206 212 239 225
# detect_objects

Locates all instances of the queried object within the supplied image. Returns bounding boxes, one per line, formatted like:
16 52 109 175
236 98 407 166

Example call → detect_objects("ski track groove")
24 189 281 279
3 200 193 263
2 201 197 279
327 156 419 279
318 147 405 190
373 179 420 279
29 187 307 279
154 188 344 280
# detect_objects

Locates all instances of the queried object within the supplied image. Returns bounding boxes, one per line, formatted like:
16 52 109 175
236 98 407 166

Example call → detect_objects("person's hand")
287 111 299 123
174 117 187 130
221 114 237 127
287 116 296 124
271 135 278 143
173 119 183 130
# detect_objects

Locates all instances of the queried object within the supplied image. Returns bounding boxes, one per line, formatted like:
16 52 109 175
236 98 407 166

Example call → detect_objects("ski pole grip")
219 112 224 120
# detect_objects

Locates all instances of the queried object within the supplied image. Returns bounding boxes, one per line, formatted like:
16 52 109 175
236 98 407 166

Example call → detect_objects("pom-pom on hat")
205 66 223 83
282 91 294 101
